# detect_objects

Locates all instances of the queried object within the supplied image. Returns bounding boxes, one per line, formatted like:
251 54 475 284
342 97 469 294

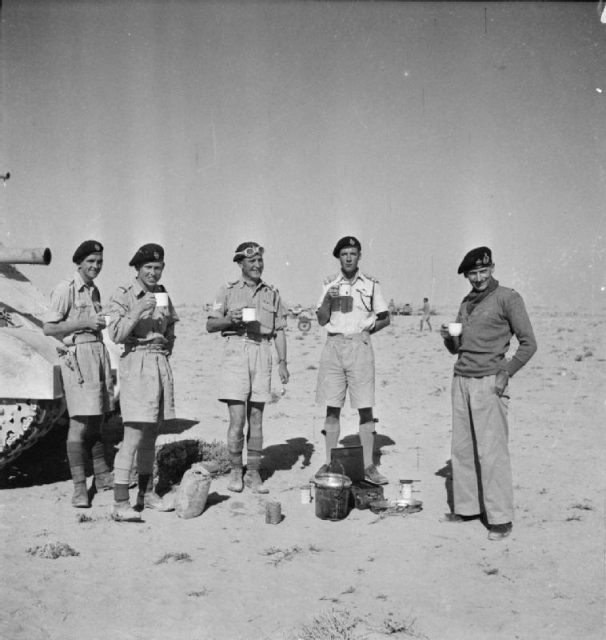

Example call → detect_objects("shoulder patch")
226 280 239 289
362 272 379 284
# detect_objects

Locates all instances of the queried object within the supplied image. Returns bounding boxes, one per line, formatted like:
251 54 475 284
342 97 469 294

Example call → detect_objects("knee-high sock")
66 441 87 484
247 436 263 470
359 422 376 468
323 422 340 465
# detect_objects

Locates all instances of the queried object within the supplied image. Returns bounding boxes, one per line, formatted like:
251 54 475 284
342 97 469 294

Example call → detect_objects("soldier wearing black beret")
315 235 391 486
106 243 178 521
440 246 537 540
72 240 104 264
43 240 114 508
332 236 362 258
128 243 164 268
457 246 493 275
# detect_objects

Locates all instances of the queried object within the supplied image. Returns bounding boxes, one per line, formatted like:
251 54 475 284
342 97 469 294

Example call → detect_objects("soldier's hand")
326 285 340 299
278 361 290 384
228 308 243 326
439 324 451 340
495 370 509 397
137 293 157 319
90 313 107 330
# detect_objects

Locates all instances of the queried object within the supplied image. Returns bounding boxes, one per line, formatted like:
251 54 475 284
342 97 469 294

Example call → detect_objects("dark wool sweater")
447 285 537 378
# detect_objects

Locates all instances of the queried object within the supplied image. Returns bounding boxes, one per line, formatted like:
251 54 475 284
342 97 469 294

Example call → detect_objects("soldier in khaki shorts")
43 240 114 508
315 236 391 485
107 243 179 522
207 242 289 494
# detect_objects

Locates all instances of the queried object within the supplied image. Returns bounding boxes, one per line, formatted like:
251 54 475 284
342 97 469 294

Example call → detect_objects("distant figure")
440 246 537 541
43 240 114 508
419 297 432 331
107 243 179 521
206 242 289 494
314 236 390 485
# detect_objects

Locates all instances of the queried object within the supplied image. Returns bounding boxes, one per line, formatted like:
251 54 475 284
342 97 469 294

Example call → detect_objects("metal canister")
399 479 413 505
265 501 282 524
300 484 312 504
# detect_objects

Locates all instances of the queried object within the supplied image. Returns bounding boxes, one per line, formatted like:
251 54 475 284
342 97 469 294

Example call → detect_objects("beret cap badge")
72 239 104 264
457 246 493 274
332 235 362 258
129 243 165 267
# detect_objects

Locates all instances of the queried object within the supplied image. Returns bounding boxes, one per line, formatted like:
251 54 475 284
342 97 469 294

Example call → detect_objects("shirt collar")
132 277 148 297
74 270 95 292
236 278 267 293
338 270 363 284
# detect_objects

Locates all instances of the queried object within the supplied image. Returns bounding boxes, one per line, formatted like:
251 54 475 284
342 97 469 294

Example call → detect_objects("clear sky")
1 1 605 312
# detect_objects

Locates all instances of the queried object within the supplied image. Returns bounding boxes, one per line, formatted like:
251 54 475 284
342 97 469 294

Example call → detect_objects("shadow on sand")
0 414 200 490
435 459 454 513
262 437 315 479
340 432 396 466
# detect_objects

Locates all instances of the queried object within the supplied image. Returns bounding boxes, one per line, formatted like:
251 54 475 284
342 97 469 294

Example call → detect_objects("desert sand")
0 306 604 640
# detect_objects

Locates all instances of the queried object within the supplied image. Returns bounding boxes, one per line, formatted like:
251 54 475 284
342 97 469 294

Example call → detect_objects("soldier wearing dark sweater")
440 246 537 541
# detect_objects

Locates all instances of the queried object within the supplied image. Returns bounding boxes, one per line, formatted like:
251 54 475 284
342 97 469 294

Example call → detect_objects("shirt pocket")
258 297 276 331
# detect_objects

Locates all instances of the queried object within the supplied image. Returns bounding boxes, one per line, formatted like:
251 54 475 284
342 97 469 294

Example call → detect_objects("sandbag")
175 463 212 519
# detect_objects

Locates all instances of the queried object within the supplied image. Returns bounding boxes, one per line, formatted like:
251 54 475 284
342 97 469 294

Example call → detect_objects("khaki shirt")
208 279 286 337
44 271 103 346
317 271 388 335
107 278 178 351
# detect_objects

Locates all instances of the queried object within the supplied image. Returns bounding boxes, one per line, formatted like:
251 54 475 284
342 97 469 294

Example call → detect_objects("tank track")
0 399 66 470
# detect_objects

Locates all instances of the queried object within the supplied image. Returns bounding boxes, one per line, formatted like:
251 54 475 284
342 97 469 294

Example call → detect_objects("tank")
0 246 66 469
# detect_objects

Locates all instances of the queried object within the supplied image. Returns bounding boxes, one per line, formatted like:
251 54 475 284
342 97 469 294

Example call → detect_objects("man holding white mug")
207 242 289 494
315 236 390 485
107 243 179 521
440 246 537 540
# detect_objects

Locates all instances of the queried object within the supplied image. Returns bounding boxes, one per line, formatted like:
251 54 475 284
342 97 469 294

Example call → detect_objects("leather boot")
135 491 173 512
243 469 269 494
111 501 141 522
94 470 114 492
72 481 90 508
67 442 90 507
227 466 244 492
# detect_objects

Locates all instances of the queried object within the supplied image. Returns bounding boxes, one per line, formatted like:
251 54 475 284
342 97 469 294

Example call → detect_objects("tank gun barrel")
0 247 51 265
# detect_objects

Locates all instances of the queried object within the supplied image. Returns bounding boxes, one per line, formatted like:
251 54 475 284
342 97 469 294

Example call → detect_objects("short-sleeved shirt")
107 278 179 350
208 279 286 337
44 271 103 345
316 271 388 335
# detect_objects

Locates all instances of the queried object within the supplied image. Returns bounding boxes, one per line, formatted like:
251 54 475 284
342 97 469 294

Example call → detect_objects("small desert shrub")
76 513 93 523
154 438 230 491
295 609 360 640
27 542 79 559
154 551 192 565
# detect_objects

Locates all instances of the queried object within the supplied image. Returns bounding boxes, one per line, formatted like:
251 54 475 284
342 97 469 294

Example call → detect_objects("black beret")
129 243 164 267
72 240 103 264
457 246 493 274
332 236 361 258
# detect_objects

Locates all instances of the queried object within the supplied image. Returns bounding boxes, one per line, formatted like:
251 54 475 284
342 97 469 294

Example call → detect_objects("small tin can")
399 479 413 505
300 484 312 504
265 501 282 524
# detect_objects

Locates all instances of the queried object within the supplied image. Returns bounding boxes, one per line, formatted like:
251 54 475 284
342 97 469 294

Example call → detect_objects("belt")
327 332 369 340
69 332 103 345
224 332 271 343
125 342 168 354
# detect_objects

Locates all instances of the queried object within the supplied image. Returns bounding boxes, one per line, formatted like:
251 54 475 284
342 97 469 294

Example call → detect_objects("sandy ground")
0 306 604 640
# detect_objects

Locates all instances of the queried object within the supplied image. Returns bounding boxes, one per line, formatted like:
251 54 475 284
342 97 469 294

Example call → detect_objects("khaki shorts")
119 348 175 423
316 333 375 409
59 342 114 417
218 337 272 403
